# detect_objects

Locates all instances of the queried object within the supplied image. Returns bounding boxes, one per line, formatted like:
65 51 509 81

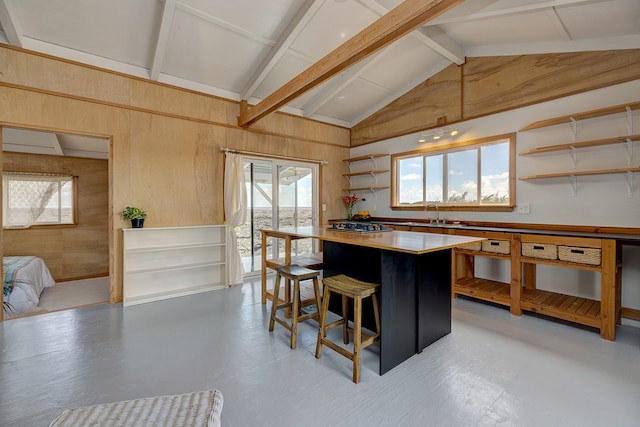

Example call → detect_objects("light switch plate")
517 202 530 214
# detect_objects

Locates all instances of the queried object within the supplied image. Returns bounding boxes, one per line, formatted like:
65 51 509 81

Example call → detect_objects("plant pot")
131 218 145 228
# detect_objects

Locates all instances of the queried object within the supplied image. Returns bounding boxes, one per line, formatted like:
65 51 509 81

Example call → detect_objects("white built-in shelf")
123 225 227 307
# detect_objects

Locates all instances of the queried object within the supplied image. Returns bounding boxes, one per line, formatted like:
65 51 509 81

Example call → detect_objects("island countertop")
268 226 485 255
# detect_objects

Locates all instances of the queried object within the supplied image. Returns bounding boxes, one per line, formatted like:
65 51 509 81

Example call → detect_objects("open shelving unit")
450 231 621 341
518 102 640 196
123 225 227 307
342 154 389 194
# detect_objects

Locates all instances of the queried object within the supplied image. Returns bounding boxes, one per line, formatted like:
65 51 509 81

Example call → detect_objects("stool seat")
315 274 380 384
321 274 379 297
269 264 322 349
275 264 321 281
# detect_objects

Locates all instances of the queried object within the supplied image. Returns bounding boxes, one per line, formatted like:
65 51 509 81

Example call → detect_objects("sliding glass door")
237 157 318 276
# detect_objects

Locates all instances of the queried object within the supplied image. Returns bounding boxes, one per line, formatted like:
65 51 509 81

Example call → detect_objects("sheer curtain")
2 172 62 228
223 152 247 285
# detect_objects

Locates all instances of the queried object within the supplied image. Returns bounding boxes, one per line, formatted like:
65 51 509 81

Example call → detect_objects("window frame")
390 133 516 212
2 172 78 229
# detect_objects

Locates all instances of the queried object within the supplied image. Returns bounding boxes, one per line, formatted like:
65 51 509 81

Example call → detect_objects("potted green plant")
122 206 147 228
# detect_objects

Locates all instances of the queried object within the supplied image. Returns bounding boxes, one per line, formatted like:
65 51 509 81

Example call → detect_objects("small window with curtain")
2 172 77 228
391 133 516 211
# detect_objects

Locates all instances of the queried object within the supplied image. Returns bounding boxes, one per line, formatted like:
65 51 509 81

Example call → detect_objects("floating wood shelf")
343 155 390 195
343 170 389 177
519 134 640 156
343 153 388 163
343 186 390 192
519 101 640 132
519 167 640 180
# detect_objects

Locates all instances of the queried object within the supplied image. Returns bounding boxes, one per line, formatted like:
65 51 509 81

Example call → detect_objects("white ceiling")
1 0 639 157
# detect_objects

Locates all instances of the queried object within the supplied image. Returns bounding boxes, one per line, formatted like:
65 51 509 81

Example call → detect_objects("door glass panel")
238 158 317 276
278 165 314 258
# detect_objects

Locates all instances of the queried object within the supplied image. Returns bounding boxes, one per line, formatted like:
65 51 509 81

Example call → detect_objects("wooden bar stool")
268 264 322 349
315 274 380 384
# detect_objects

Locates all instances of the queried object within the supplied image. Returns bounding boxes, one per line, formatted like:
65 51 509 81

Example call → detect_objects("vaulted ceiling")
1 0 639 157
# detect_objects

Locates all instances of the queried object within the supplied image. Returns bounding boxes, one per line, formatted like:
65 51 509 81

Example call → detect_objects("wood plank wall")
3 152 109 281
351 49 640 146
0 44 351 305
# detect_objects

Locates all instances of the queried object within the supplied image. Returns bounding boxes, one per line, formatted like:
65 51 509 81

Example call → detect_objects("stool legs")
315 284 380 384
352 295 362 384
290 276 300 349
269 270 322 350
268 272 282 333
315 287 331 359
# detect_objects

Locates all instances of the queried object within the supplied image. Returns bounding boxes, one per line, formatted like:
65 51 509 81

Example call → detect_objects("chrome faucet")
425 203 440 224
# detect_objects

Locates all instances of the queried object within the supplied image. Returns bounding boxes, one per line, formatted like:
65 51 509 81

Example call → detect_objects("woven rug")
48 389 223 427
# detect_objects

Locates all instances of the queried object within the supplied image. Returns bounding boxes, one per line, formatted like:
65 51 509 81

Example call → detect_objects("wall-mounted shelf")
518 102 640 197
519 134 640 156
519 167 640 197
343 153 388 163
343 186 390 192
342 154 390 199
519 101 640 131
343 170 389 178
519 167 640 180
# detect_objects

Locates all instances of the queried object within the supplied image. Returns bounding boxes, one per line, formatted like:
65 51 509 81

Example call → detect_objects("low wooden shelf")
454 277 510 307
520 289 601 329
449 230 621 340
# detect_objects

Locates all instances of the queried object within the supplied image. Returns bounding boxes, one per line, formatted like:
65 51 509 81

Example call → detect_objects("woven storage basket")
522 242 557 260
459 242 482 251
481 239 510 255
558 246 601 265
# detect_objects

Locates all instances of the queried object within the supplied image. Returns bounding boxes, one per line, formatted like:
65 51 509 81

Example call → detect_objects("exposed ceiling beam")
238 0 465 127
545 7 572 41
302 51 386 117
241 0 325 99
415 26 465 65
0 0 23 47
429 0 609 25
150 0 178 81
358 0 465 65
50 134 64 156
177 2 273 45
467 34 640 57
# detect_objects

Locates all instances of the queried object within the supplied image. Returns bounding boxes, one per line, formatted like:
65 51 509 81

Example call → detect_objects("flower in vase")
343 193 359 220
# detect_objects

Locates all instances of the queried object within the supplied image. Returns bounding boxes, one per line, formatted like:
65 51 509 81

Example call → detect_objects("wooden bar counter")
261 226 484 375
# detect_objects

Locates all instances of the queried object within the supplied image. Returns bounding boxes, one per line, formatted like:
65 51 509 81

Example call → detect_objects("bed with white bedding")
3 256 56 316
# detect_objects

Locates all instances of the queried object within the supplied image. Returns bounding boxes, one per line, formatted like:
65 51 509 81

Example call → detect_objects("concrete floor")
1 276 639 426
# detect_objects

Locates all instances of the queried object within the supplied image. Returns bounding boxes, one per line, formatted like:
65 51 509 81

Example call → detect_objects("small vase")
347 205 354 221
131 218 145 228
